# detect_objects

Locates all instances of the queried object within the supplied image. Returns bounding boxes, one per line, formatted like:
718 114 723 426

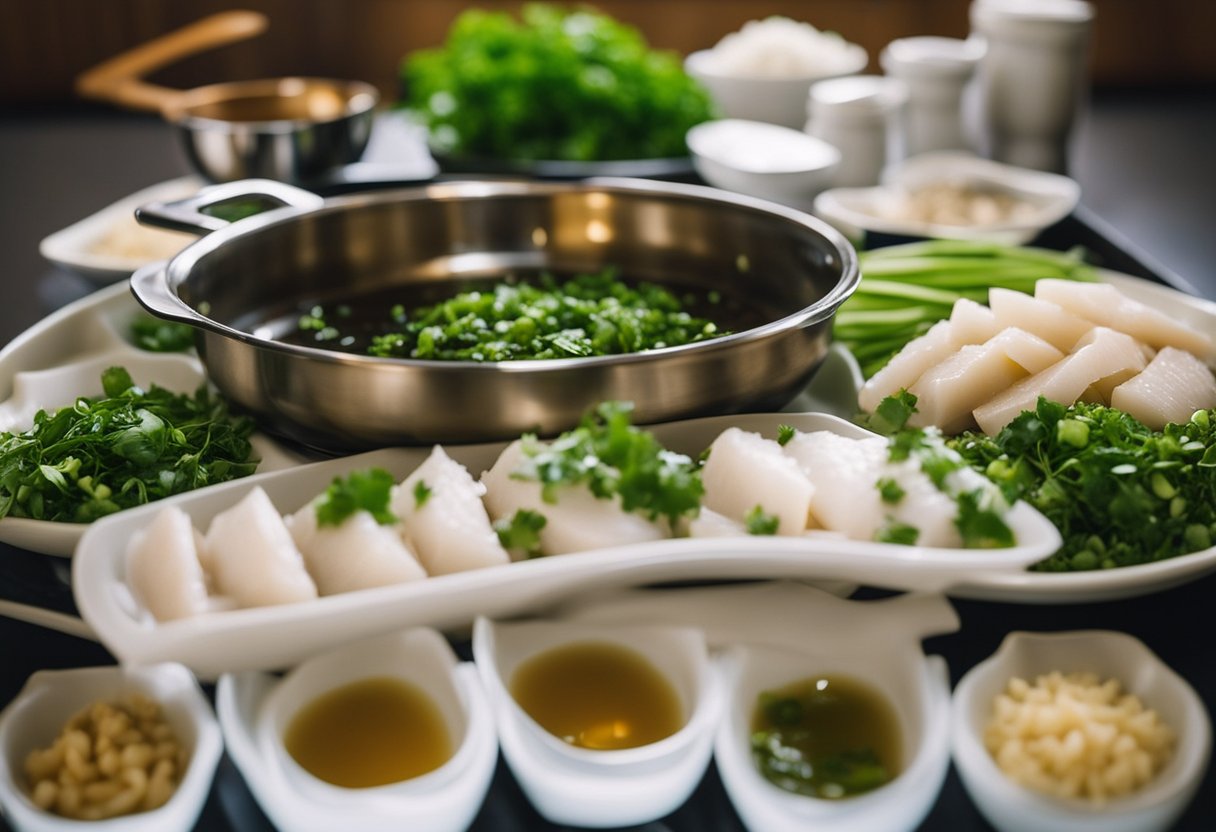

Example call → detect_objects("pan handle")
76 10 268 113
130 263 207 327
136 179 326 236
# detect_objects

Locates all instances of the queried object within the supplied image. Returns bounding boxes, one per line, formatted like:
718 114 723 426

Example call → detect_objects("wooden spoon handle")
76 10 269 113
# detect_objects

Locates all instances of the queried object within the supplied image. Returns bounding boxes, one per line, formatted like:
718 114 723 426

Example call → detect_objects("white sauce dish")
814 151 1080 244
472 616 721 828
687 119 841 207
952 630 1211 832
215 627 497 832
0 663 221 832
707 591 956 832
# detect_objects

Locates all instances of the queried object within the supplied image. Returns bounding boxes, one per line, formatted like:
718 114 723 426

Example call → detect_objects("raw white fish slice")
858 320 957 413
1111 347 1216 430
481 441 668 556
949 298 1001 344
394 446 510 575
972 327 1148 435
286 504 425 595
909 328 1063 434
126 506 212 622
987 287 1094 352
202 487 317 608
1035 279 1216 364
700 428 813 536
688 507 748 538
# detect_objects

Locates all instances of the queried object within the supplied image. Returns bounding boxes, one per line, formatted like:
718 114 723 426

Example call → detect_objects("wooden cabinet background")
1 1 1212 106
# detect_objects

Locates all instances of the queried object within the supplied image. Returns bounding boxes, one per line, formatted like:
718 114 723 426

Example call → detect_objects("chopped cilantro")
950 399 1216 570
876 520 920 546
862 390 918 436
777 424 796 446
495 508 547 557
510 401 703 527
876 478 905 504
130 316 195 353
413 479 433 508
745 505 780 535
315 468 397 527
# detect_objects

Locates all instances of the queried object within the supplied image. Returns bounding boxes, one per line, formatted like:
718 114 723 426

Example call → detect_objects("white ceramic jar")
880 36 986 157
805 75 909 188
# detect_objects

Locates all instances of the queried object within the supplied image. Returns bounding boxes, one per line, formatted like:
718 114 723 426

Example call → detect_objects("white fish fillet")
700 428 813 536
950 298 1001 344
858 320 957 413
783 431 968 548
203 487 318 608
126 506 212 622
480 440 668 556
394 446 510 575
286 504 426 595
973 327 1148 435
1111 347 1216 430
909 328 1063 434
688 507 748 538
1035 279 1215 364
987 287 1094 352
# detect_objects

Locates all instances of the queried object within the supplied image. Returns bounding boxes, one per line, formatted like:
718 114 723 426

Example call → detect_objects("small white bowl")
814 151 1080 244
216 628 497 832
711 592 957 832
952 630 1211 832
685 46 868 130
0 663 222 832
687 119 841 207
472 616 721 828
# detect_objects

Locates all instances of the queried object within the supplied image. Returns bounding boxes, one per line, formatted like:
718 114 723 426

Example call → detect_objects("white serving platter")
0 281 307 556
72 411 1059 679
948 268 1216 603
38 177 203 284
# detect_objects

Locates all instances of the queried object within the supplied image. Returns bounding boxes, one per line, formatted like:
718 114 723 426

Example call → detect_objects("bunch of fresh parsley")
402 3 715 161
0 367 257 523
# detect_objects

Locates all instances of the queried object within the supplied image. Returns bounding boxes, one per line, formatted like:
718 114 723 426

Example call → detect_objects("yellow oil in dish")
509 641 685 750
283 676 452 788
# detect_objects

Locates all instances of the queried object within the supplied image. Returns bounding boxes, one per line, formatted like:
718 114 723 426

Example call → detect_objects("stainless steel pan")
132 178 859 451
76 11 377 183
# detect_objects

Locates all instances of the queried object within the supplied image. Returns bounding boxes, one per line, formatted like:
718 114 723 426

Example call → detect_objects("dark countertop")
1 89 1214 831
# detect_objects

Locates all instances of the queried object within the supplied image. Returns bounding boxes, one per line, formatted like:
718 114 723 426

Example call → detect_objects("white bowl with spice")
0 662 221 832
951 630 1210 832
685 17 868 129
813 151 1080 244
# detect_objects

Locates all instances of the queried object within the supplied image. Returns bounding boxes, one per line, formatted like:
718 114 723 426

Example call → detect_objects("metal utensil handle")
129 263 205 325
135 179 326 235
75 10 269 113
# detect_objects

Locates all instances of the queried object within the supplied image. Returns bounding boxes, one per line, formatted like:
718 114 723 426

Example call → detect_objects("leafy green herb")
314 468 398 528
745 505 780 535
0 368 257 523
876 477 905 504
130 315 195 353
876 520 919 546
835 240 1095 378
494 508 547 557
776 424 796 446
365 269 725 361
402 3 715 162
510 401 702 527
413 479 433 509
950 399 1216 570
750 733 891 799
861 389 918 436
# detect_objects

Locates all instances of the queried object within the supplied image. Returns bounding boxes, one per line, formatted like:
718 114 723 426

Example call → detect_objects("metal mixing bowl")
132 178 859 452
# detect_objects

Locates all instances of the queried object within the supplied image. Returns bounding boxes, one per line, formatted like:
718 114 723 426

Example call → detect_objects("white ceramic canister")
880 36 986 157
969 0 1095 173
805 75 909 188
